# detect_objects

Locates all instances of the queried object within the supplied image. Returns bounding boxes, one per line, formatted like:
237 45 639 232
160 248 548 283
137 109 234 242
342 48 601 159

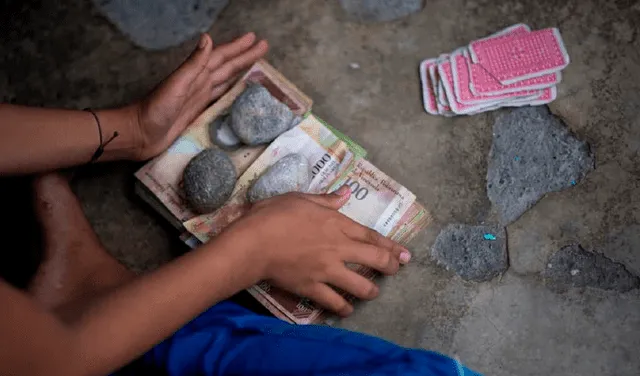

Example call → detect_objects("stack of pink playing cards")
420 24 570 116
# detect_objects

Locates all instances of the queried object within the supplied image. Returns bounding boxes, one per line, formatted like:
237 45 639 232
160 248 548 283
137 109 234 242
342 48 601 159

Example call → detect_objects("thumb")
302 185 352 210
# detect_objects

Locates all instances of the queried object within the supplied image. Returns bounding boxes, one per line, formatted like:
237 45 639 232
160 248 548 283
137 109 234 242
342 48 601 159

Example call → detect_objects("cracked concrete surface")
1 0 639 374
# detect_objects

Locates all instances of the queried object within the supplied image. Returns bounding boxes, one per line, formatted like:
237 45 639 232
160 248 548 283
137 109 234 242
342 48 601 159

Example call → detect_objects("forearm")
69 234 261 376
0 104 140 175
0 234 262 376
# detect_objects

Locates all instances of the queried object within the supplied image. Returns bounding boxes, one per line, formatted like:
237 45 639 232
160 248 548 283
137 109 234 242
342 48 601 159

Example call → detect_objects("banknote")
183 114 365 242
135 60 313 224
328 158 417 236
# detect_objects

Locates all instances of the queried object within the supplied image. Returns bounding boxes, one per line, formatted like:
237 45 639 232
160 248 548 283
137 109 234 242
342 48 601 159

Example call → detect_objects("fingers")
202 33 260 76
211 32 258 64
302 185 352 210
343 223 411 265
341 243 400 275
179 33 214 79
209 81 234 102
304 284 353 317
328 268 379 300
206 40 269 87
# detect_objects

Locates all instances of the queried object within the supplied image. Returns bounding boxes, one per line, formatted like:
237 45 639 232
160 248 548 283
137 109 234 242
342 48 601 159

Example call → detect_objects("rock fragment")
209 115 242 151
487 106 594 224
431 224 508 282
92 0 229 50
183 148 236 214
230 84 301 146
247 153 310 203
543 244 640 292
339 0 424 22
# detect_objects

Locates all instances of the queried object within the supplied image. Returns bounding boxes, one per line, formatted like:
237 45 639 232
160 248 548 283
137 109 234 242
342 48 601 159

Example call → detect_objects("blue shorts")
132 301 481 376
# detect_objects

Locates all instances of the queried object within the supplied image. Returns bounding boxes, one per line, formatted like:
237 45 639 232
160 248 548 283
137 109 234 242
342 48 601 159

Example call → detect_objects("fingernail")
198 34 207 49
335 185 351 197
399 250 411 264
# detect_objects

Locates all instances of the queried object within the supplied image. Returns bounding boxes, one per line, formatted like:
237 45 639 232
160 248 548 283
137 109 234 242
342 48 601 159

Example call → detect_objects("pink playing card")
427 63 453 116
469 28 570 85
468 51 561 95
451 50 540 105
501 86 557 107
419 59 439 115
466 27 562 95
438 59 503 115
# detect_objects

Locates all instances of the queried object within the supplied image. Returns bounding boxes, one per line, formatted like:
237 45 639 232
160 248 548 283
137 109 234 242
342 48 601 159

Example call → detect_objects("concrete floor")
2 0 640 374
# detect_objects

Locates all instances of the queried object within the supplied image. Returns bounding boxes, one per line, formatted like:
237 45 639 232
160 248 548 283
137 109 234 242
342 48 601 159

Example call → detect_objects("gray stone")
487 106 594 225
339 0 424 22
183 148 237 214
92 0 229 50
208 114 242 151
230 84 301 145
543 244 640 293
431 224 508 282
247 153 310 203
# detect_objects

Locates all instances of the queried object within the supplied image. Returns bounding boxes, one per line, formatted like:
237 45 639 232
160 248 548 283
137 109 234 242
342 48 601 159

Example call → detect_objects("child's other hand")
129 32 268 160
217 186 412 317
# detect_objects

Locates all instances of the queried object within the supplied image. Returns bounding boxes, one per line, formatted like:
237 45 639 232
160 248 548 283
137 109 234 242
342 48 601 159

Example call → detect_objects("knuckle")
386 258 400 275
366 229 380 244
207 55 224 71
375 247 391 267
362 282 379 299
334 300 350 314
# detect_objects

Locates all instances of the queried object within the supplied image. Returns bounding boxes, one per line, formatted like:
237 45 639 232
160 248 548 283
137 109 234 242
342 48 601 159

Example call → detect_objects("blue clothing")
140 301 480 376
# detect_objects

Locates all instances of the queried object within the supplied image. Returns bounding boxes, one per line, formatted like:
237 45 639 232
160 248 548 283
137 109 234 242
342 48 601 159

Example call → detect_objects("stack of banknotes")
135 60 432 324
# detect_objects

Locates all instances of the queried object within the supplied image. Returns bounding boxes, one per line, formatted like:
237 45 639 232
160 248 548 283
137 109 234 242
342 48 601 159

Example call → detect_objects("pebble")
486 106 594 225
182 148 237 214
339 0 424 22
230 84 301 146
431 224 508 282
208 114 242 151
247 153 311 203
542 244 640 292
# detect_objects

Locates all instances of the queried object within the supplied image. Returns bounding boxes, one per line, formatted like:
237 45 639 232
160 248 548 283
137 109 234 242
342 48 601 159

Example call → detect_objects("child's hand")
129 33 268 161
217 186 412 317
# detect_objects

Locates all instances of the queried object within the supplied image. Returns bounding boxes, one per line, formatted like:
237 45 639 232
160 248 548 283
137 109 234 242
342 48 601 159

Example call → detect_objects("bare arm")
0 234 261 376
0 32 269 176
1 189 409 376
0 105 139 174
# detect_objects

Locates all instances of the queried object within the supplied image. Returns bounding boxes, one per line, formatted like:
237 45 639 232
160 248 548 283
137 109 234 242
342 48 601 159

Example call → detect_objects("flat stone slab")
431 224 508 282
92 0 229 50
543 244 640 293
487 106 594 225
339 0 424 22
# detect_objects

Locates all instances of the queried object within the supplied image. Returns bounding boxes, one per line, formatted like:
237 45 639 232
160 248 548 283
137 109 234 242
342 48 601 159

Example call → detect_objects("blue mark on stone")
483 233 497 241
514 156 520 161
571 180 577 186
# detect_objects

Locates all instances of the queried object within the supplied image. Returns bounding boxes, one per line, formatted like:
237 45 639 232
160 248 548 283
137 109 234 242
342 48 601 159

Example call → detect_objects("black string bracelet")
84 108 119 163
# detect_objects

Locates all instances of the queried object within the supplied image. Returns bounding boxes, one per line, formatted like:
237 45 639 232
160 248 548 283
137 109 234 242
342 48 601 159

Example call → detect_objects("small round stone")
247 153 310 203
230 84 301 145
183 148 237 214
208 115 242 151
